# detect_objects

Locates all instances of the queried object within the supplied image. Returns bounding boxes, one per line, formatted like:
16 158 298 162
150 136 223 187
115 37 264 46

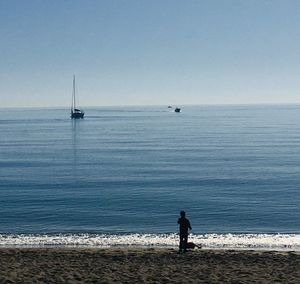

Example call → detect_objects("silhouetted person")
177 210 192 252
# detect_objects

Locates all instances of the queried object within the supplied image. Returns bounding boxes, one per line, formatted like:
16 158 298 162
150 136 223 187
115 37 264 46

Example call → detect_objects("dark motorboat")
71 75 84 119
175 107 181 113
168 105 172 108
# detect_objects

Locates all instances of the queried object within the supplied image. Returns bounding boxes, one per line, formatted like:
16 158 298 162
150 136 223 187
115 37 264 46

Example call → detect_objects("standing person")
177 211 192 252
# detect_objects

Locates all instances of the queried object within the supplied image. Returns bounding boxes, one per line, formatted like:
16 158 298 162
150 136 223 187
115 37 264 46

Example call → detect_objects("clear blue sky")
1 0 300 107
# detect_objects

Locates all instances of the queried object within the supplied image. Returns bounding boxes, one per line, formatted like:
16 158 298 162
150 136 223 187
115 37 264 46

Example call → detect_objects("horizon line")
1 102 300 110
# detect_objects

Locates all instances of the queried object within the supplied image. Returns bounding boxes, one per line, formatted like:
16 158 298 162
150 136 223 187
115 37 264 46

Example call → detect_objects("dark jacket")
177 217 192 234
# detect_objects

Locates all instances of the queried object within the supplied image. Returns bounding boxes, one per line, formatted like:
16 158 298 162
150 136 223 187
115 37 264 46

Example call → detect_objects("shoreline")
0 245 299 252
1 232 299 252
0 248 299 283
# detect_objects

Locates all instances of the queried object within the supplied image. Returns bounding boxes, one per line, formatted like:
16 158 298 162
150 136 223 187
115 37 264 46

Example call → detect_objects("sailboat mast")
73 75 76 110
70 74 84 118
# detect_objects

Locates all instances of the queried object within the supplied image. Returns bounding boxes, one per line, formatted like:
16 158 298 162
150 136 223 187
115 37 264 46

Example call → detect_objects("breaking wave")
0 233 299 251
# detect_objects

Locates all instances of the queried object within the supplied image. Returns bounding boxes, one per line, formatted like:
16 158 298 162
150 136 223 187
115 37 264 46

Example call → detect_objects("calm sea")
0 105 299 249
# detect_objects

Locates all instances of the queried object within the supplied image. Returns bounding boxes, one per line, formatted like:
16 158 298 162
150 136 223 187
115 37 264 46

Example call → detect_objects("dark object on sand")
175 108 181 113
186 242 202 249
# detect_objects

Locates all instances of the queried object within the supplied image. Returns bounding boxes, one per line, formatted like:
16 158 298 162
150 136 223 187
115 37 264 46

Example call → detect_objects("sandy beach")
0 248 299 283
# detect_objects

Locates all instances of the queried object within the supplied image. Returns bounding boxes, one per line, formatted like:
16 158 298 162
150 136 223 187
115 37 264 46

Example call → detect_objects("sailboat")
71 75 84 119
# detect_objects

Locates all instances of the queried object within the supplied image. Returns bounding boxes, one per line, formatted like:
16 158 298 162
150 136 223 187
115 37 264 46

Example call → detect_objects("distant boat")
70 75 84 119
168 105 172 108
175 108 181 113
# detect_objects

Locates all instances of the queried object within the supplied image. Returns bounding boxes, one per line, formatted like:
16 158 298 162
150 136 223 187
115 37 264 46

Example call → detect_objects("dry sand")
0 248 299 283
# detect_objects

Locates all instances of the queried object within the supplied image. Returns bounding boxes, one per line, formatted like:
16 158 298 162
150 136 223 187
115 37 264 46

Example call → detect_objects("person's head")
180 211 186 217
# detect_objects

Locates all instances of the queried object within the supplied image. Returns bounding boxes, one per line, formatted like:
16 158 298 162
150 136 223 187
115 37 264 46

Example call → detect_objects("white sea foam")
0 233 299 251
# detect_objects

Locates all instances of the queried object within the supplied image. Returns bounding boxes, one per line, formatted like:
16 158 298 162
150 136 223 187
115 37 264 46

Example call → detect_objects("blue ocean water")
0 105 299 249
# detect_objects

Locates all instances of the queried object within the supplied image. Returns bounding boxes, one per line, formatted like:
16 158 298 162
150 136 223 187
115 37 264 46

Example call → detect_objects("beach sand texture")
0 248 299 283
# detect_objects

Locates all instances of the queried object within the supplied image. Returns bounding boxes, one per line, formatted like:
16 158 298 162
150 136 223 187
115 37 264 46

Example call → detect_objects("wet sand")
0 248 299 283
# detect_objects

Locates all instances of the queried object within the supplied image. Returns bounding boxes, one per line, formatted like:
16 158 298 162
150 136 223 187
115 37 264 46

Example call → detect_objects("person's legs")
183 234 188 252
179 234 184 251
